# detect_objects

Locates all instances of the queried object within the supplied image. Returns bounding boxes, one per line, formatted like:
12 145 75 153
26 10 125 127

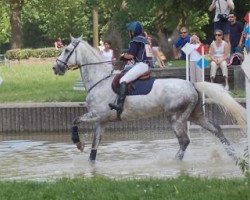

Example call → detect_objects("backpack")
227 52 244 66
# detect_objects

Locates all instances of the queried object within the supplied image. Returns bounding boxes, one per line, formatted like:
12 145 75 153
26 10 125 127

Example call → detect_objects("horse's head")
53 36 82 75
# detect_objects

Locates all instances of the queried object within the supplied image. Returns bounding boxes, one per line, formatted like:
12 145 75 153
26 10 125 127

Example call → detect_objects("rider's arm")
122 53 134 60
121 41 137 60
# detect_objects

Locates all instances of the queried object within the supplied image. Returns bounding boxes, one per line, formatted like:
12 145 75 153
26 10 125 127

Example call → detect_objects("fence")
0 100 245 133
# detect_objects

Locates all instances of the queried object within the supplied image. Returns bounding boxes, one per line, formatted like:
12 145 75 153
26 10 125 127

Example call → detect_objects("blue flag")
197 58 209 69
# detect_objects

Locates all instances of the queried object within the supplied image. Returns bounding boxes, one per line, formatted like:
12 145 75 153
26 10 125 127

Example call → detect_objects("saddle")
111 71 155 95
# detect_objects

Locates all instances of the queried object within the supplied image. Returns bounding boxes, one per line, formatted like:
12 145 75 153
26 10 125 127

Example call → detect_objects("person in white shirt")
100 40 116 67
209 29 230 90
209 0 234 46
189 34 202 83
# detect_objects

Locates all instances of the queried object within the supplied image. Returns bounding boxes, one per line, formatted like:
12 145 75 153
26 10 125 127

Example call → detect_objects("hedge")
5 47 63 60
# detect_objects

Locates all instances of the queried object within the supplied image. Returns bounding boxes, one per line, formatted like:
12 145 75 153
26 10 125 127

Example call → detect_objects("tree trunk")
92 5 99 49
9 0 24 49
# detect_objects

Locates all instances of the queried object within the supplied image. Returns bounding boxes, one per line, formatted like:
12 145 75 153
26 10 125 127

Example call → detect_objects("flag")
197 58 209 69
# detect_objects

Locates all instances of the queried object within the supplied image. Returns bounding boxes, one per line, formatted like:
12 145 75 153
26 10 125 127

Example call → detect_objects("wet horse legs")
89 122 106 162
195 117 238 161
171 120 190 160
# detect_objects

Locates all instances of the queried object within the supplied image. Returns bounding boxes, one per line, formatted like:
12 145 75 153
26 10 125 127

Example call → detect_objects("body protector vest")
130 36 154 68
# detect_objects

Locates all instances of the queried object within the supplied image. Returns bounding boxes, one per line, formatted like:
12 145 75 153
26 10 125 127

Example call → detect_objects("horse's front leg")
89 122 106 163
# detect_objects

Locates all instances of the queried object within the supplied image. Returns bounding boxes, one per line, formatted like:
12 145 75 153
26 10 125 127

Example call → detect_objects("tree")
9 0 24 49
22 0 93 46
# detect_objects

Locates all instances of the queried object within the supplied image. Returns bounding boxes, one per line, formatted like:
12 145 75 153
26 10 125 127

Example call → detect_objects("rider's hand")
120 53 127 61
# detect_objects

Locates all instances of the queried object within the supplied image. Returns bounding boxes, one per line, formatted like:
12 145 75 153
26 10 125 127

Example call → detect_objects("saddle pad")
127 78 155 96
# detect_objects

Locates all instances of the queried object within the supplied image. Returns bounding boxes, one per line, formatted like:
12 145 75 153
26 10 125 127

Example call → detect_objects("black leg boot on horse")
109 81 127 119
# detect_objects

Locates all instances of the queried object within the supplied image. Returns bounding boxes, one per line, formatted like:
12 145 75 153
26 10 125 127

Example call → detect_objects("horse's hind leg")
170 116 190 160
192 115 238 161
89 122 106 162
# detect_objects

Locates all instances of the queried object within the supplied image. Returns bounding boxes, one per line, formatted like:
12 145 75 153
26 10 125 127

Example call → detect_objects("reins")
70 61 115 93
87 69 114 93
56 40 117 94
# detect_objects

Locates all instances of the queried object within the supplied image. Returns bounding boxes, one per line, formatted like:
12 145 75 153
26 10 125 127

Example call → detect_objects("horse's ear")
79 35 83 41
70 34 75 42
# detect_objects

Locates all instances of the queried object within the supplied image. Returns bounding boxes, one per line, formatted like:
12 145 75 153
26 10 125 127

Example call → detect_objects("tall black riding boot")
109 81 127 119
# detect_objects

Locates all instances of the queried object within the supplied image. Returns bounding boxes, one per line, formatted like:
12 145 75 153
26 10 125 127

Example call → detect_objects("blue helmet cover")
127 21 143 36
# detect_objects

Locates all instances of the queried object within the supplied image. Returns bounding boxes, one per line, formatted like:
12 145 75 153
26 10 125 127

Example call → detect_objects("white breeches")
120 62 149 83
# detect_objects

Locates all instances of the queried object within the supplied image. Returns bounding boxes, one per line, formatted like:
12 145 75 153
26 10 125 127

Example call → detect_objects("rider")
109 21 153 119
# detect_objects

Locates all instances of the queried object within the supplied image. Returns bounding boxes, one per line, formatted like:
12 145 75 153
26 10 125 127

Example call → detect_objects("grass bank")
0 61 245 102
0 63 85 102
0 176 249 200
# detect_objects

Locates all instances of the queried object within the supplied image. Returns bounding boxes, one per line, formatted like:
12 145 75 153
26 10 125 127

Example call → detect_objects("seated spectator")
189 34 202 83
148 36 166 68
54 37 64 49
209 29 230 90
173 26 191 60
228 12 244 53
100 40 116 67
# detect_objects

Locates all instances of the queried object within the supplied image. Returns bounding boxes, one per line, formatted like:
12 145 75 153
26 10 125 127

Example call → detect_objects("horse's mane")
76 38 105 63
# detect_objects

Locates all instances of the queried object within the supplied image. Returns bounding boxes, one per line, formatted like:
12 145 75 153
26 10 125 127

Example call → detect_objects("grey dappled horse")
53 36 246 162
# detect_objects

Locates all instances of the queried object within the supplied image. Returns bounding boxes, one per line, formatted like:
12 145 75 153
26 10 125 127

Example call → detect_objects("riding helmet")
126 21 143 36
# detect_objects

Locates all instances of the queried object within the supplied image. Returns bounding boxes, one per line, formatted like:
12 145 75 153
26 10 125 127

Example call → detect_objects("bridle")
55 40 114 93
56 40 81 71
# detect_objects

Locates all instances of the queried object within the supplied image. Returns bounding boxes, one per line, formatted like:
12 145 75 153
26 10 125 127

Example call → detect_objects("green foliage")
187 11 210 40
5 48 62 60
0 0 249 50
22 0 93 44
0 2 10 44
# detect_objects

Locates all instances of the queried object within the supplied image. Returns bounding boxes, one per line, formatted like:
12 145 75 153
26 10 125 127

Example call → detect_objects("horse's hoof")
88 159 96 165
175 149 184 160
76 141 84 152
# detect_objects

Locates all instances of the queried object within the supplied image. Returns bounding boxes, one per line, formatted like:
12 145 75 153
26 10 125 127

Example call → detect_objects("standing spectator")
54 37 64 49
148 35 166 68
209 0 234 46
209 29 230 90
100 40 116 67
172 26 191 60
228 12 244 53
189 34 202 83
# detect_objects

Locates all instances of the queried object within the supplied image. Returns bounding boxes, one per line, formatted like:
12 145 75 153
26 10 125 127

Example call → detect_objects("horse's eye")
65 48 70 53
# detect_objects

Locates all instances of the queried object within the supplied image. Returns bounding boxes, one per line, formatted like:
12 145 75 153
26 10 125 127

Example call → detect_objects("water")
0 130 247 181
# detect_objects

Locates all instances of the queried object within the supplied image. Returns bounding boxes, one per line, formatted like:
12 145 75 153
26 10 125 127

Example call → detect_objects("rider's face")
128 31 133 39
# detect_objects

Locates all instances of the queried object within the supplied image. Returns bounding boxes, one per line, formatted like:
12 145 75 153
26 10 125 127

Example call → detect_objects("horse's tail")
194 82 246 130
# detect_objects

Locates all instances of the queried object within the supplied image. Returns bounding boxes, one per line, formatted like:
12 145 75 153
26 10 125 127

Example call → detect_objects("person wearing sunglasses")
209 0 235 46
209 29 230 90
173 26 191 60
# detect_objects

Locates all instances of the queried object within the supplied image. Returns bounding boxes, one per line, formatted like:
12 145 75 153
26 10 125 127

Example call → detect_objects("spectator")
189 34 202 83
100 40 116 67
54 37 64 49
148 35 166 68
209 0 234 46
209 29 230 90
228 12 244 53
173 26 191 60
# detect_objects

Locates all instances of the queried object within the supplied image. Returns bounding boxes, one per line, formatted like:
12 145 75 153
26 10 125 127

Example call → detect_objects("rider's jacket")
128 35 154 68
